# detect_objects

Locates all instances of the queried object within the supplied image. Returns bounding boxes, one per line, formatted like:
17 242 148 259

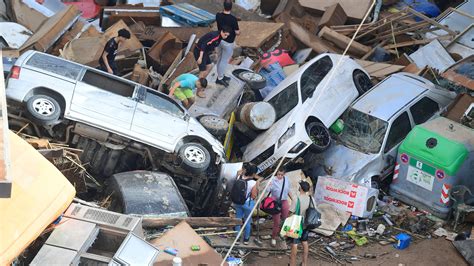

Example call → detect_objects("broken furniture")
449 186 474 231
147 31 183 75
100 6 161 30
30 203 158 265
159 3 215 27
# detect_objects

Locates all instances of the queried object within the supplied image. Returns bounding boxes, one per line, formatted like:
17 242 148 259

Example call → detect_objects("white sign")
314 176 379 218
407 166 435 191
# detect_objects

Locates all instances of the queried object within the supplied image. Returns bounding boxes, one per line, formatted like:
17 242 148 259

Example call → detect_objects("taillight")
10 66 21 79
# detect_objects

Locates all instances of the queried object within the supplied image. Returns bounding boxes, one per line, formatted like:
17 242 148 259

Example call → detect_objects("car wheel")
26 94 61 125
199 115 229 137
178 142 211 174
306 121 331 152
353 70 373 95
238 71 267 90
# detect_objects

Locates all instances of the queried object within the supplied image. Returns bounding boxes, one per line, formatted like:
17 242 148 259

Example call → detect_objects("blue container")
394 233 411 250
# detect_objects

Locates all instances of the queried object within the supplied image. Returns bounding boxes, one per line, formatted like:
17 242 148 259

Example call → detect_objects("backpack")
230 175 250 205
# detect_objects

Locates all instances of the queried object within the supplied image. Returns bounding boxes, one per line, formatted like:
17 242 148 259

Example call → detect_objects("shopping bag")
280 215 303 239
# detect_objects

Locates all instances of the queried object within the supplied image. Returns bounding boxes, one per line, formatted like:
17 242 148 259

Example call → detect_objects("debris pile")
1 0 473 265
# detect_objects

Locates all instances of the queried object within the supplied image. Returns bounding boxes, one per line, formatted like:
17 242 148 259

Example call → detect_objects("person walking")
193 26 231 95
289 181 311 266
168 73 207 109
270 169 292 247
215 1 240 87
99 28 130 75
231 163 259 245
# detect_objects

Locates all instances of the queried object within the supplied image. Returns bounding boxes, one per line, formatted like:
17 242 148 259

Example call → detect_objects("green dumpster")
389 117 474 219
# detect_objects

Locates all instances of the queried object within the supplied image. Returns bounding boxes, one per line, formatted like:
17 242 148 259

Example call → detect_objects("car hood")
242 110 293 161
319 143 378 183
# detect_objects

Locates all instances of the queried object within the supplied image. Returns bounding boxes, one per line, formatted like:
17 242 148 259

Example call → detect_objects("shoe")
243 238 250 245
271 239 276 247
216 78 229 87
223 75 231 82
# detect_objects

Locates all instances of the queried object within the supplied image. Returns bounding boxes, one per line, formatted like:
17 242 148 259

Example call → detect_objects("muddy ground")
244 237 467 265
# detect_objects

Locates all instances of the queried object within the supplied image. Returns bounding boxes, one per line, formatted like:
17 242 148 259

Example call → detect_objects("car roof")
352 73 429 121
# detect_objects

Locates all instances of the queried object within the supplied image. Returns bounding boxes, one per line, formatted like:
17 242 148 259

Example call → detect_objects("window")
144 90 184 117
26 53 82 79
410 97 439 125
300 56 333 102
267 82 299 121
384 112 412 153
81 70 135 97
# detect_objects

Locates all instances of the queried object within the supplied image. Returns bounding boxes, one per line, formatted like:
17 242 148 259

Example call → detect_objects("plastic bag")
280 214 303 239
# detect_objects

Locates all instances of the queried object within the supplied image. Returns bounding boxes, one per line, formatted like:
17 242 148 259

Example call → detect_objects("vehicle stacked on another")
306 73 456 188
242 53 372 174
5 51 227 214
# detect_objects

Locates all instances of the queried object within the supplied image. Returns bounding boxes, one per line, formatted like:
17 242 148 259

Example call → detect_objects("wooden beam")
407 7 457 36
142 217 243 228
289 21 337 54
318 26 370 55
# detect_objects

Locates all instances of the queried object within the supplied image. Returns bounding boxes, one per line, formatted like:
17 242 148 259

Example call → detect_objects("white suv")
6 51 225 174
242 53 372 173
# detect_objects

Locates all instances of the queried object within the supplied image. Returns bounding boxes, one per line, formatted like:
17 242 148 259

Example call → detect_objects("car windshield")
339 108 388 154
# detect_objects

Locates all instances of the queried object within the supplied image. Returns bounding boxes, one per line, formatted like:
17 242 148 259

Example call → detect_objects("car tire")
26 94 61 125
199 115 229 137
353 69 373 95
238 71 267 90
306 121 331 152
178 142 211 174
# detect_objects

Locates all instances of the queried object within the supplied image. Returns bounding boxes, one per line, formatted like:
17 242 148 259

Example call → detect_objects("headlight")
278 123 295 148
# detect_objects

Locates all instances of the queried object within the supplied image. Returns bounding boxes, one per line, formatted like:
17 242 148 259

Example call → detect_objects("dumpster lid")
399 117 472 176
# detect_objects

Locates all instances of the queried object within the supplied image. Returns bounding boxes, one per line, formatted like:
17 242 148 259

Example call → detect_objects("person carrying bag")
260 170 292 247
287 181 312 266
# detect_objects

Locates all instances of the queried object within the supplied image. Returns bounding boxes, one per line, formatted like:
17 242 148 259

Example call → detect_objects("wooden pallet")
159 3 215 27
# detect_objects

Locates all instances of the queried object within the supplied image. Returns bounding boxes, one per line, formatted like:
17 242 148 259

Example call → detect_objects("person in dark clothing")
215 1 240 87
193 26 231 97
99 28 131 75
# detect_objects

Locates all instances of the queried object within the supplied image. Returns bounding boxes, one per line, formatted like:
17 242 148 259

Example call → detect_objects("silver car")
307 73 456 187
242 53 372 174
6 51 225 173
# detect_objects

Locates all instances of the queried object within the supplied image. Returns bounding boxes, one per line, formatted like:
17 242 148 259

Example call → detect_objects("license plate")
406 166 435 191
258 156 277 172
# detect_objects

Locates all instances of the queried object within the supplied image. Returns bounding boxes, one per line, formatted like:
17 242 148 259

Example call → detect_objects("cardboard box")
314 176 378 217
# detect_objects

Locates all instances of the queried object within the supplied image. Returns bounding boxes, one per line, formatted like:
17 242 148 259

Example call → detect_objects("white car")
242 53 372 173
307 73 456 187
6 51 225 174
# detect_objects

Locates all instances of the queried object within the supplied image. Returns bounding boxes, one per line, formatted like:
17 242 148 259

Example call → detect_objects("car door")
70 69 137 132
380 112 413 178
131 88 188 151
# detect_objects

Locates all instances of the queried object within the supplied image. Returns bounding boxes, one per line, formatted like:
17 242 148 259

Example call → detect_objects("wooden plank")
356 59 405 78
149 221 223 265
289 21 337 54
318 26 370 55
236 21 284 49
20 5 82 53
129 23 210 42
0 50 10 198
317 3 347 29
142 217 242 228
